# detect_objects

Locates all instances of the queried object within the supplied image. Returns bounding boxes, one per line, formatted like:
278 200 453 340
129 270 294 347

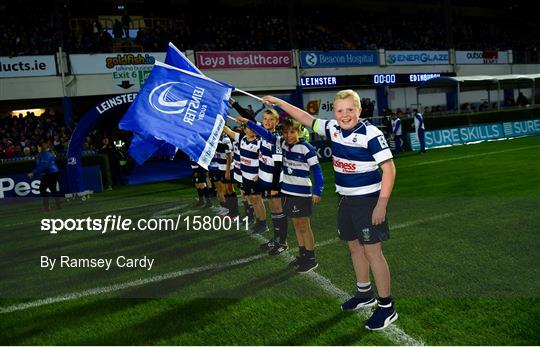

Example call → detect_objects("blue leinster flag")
119 61 233 169
127 42 233 165
128 133 177 165
165 42 234 88
165 42 202 74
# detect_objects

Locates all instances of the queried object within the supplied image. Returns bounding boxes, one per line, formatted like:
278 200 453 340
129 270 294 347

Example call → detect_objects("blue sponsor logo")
409 120 540 150
459 124 503 143
386 51 449 65
300 51 377 68
502 120 540 137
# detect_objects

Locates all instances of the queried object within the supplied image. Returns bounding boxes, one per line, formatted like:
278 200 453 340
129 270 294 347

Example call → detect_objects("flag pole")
235 88 264 103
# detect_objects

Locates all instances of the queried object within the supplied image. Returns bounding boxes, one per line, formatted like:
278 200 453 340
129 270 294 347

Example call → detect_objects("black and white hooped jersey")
258 130 283 188
215 135 233 172
313 118 393 196
232 136 242 183
279 140 320 197
234 133 261 181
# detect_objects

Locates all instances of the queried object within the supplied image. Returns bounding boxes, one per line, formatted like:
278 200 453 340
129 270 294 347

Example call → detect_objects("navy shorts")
192 169 208 184
222 173 234 184
242 179 262 195
282 194 312 218
337 195 389 244
260 183 282 199
209 170 224 183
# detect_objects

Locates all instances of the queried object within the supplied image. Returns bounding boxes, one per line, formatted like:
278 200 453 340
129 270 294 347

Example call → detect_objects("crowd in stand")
1 3 538 58
0 110 102 160
0 110 68 159
0 4 61 56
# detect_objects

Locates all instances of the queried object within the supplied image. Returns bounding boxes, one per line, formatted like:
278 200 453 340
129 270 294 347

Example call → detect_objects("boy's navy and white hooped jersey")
232 137 242 183
258 131 282 188
234 133 261 181
313 118 393 196
208 155 219 172
280 141 320 197
215 135 233 172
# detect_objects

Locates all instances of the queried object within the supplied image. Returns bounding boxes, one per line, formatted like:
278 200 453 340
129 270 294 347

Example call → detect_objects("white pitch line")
151 204 189 218
316 212 455 248
249 234 424 346
0 253 265 314
398 145 540 169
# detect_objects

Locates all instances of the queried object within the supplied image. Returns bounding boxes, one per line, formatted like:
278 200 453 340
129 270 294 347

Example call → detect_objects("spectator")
504 95 516 106
99 138 125 187
121 11 132 38
516 92 529 107
413 109 426 155
28 140 61 211
390 113 402 154
113 19 124 40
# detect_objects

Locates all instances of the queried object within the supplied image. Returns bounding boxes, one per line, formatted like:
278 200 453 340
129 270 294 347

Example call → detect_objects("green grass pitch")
0 136 539 345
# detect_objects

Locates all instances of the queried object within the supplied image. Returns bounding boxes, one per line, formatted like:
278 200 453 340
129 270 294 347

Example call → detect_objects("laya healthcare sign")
0 55 57 77
386 51 449 65
408 120 540 150
456 51 509 64
196 51 292 69
300 51 378 68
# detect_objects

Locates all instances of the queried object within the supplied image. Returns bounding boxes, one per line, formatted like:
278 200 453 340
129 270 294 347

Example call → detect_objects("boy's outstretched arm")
222 125 237 140
262 96 315 128
243 120 277 143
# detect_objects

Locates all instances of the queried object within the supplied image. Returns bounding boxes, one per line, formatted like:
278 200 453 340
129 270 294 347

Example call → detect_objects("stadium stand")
1 1 538 62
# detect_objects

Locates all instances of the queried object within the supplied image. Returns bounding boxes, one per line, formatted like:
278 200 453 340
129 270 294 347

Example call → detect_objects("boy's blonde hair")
262 108 279 120
333 89 362 109
281 118 302 133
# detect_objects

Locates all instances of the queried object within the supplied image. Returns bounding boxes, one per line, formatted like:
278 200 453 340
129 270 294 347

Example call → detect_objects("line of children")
222 120 269 234
252 109 289 255
206 134 231 216
241 117 324 273
228 99 288 251
190 159 212 208
230 125 255 223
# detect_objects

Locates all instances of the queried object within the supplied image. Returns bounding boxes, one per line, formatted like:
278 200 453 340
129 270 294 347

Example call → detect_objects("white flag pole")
235 88 264 103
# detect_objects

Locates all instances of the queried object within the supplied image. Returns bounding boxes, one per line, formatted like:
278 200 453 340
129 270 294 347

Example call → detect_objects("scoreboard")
299 72 455 88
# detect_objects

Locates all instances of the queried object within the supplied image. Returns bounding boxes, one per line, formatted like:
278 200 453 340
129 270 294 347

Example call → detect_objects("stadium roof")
418 73 540 93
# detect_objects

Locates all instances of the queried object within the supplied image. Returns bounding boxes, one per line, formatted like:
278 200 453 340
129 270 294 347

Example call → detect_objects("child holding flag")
222 123 268 234
236 108 288 255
